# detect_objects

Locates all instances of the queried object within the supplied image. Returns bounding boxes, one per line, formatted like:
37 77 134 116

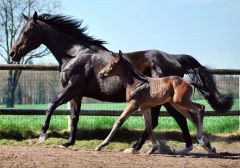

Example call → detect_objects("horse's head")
99 50 124 79
10 11 43 62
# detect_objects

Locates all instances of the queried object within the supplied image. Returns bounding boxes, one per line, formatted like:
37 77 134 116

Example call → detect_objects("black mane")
37 13 109 51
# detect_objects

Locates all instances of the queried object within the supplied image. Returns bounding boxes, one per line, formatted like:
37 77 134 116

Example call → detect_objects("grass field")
0 99 239 142
0 115 239 140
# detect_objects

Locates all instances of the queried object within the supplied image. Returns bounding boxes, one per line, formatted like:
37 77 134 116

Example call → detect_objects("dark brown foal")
96 50 216 154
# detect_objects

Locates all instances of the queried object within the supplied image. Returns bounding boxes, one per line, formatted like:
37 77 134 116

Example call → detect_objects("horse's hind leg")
95 100 139 151
165 103 193 154
171 102 216 153
142 108 159 155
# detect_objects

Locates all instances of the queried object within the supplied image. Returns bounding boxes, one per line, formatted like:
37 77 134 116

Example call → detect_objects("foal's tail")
176 54 233 112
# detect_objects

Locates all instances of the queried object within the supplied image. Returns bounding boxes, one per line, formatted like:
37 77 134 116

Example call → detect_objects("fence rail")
0 109 240 116
0 64 239 117
1 64 240 74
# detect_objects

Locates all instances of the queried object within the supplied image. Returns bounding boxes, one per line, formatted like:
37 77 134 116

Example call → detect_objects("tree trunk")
7 70 14 107
6 69 21 108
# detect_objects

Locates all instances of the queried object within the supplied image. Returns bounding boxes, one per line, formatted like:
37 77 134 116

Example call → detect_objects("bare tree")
0 0 61 107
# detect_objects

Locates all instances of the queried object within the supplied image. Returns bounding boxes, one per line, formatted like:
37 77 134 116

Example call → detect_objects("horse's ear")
119 50 122 57
33 11 38 23
118 50 123 61
22 13 29 22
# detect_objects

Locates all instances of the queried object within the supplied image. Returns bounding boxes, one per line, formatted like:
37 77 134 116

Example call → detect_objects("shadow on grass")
0 128 239 144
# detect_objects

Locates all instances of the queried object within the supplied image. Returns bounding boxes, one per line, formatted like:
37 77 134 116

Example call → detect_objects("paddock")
0 142 239 168
0 65 239 167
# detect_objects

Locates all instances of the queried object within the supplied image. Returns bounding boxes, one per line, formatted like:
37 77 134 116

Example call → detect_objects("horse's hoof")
178 145 193 155
146 150 153 155
146 148 157 155
38 133 47 144
95 146 102 151
123 148 139 154
203 144 216 154
58 145 68 149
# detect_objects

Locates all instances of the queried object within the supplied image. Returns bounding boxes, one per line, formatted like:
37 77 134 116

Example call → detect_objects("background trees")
0 0 61 107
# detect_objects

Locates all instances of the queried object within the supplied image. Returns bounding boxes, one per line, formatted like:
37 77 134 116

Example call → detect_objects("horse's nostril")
9 51 16 57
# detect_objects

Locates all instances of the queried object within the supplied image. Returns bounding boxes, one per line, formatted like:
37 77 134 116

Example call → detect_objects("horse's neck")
43 28 89 67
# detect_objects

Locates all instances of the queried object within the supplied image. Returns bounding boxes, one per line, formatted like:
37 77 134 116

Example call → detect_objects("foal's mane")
120 55 149 83
37 13 109 51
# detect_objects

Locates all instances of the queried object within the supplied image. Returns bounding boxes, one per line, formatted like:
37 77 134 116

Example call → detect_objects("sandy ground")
0 143 239 168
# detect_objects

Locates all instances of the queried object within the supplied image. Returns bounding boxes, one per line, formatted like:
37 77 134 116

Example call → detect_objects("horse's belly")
84 76 126 102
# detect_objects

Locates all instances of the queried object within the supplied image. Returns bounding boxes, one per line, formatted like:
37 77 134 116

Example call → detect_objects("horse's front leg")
38 84 78 144
95 100 138 151
60 98 81 148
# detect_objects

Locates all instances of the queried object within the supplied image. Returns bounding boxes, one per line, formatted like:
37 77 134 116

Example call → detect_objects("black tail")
177 54 233 112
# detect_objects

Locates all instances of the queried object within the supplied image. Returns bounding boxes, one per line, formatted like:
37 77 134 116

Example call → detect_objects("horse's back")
126 50 184 77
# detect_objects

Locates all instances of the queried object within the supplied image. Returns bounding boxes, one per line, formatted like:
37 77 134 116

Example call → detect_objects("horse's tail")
176 54 233 112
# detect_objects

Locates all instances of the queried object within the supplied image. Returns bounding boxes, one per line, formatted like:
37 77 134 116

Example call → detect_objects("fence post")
67 102 71 132
239 77 240 130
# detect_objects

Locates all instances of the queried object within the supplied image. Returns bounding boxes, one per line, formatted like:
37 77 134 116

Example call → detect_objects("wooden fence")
0 64 240 117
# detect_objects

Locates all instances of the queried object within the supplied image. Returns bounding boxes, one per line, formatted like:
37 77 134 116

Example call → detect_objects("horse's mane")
121 56 149 83
36 13 109 51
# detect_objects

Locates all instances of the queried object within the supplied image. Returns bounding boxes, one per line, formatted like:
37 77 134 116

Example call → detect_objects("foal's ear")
22 13 29 22
33 11 38 23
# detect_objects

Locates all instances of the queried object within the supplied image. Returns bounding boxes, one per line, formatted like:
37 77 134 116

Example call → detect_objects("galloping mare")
10 12 233 154
97 50 216 154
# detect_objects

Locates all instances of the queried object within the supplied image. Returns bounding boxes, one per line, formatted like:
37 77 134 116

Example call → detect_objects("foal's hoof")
38 133 47 144
123 148 139 154
178 145 193 155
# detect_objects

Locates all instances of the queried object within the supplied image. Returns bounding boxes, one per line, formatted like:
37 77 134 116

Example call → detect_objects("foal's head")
99 50 125 79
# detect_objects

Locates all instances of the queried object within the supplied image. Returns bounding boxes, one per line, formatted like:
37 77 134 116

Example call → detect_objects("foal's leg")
142 109 159 155
171 102 216 153
95 100 139 151
164 103 193 154
60 98 81 148
38 84 79 144
124 106 160 154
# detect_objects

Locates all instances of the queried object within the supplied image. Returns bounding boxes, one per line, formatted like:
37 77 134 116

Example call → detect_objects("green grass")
0 115 239 140
0 99 239 144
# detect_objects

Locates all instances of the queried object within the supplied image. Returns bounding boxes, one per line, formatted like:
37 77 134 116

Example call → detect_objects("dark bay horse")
97 50 216 154
10 12 233 154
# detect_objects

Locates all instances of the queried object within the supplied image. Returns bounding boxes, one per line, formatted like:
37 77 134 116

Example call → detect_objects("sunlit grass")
0 115 238 141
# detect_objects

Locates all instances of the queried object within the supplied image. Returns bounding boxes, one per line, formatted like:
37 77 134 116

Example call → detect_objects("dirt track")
0 145 239 168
